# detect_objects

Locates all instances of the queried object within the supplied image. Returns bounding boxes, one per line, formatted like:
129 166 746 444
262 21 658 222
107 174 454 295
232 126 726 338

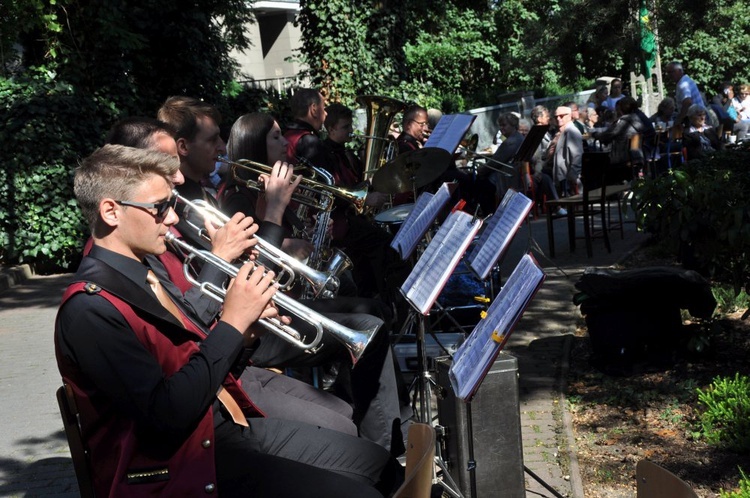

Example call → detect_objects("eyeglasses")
116 197 177 220
555 114 569 119
411 120 428 127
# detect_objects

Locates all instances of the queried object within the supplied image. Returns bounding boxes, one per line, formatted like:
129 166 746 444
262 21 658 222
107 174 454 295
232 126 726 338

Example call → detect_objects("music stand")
465 189 534 287
399 207 483 498
514 124 549 164
390 182 456 261
449 254 546 497
509 125 569 276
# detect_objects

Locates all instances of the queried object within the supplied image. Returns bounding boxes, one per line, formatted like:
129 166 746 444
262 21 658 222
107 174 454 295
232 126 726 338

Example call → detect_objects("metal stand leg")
527 216 568 277
408 313 464 498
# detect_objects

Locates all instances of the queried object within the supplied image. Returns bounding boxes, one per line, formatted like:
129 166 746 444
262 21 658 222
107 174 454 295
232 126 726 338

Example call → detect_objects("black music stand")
465 189 533 283
514 124 549 164
399 208 483 498
449 254 546 497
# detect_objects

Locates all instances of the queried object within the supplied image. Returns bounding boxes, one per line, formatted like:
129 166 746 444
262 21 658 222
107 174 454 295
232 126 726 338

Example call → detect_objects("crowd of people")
56 91 429 497
485 60 745 211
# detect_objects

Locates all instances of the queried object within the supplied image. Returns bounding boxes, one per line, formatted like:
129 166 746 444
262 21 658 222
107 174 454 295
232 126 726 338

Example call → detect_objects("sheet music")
390 183 453 259
424 114 476 153
450 254 545 401
467 189 533 280
400 210 482 315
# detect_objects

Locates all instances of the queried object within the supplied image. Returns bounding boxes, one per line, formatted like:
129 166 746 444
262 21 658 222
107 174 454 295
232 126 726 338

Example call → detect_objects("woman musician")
218 112 409 455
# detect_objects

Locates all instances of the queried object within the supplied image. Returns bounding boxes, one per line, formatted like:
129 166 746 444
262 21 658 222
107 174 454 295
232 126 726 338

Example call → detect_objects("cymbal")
371 148 452 194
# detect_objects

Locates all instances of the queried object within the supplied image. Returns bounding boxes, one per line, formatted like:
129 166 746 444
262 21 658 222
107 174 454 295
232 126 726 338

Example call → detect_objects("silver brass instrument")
356 95 407 183
293 158 353 300
219 156 369 215
165 232 378 364
174 192 339 298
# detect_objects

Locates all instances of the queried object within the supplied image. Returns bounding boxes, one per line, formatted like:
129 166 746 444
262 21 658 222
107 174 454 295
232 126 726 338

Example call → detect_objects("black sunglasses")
116 197 177 219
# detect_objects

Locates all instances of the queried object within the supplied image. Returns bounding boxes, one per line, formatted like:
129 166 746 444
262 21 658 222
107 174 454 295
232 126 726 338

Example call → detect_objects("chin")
153 241 168 255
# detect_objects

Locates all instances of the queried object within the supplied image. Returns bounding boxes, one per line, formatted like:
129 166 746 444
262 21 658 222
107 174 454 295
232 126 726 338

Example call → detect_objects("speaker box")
436 354 525 498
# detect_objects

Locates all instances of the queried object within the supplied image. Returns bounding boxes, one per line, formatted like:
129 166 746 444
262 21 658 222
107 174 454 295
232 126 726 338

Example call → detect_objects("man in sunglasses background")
397 105 429 153
548 105 583 196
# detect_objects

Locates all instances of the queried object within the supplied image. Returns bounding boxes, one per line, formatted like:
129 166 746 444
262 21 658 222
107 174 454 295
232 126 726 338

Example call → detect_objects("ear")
176 137 190 158
100 198 121 228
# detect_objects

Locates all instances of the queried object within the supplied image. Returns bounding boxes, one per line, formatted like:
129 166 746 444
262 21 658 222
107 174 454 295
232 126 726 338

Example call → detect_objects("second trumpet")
173 192 339 299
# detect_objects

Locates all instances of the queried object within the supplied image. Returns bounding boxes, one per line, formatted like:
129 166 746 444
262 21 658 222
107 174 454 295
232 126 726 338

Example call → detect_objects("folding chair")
636 459 698 498
393 423 436 498
57 384 96 498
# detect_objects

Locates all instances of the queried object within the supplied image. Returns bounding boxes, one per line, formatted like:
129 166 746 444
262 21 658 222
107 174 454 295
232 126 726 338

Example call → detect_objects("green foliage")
695 373 750 453
295 0 407 105
712 285 750 315
1 0 268 270
659 0 750 92
0 73 118 270
631 144 750 294
720 468 750 498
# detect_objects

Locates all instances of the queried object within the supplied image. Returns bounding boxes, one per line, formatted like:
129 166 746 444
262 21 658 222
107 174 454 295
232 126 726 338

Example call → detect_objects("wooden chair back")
57 384 96 498
393 423 436 498
636 460 698 498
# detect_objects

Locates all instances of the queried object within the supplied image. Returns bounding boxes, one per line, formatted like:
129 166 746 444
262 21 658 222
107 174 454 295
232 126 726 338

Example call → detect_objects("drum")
373 203 415 232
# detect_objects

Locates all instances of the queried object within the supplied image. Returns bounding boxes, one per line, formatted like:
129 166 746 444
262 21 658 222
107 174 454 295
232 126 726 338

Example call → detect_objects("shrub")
720 468 750 498
0 74 118 271
696 373 750 453
632 143 750 295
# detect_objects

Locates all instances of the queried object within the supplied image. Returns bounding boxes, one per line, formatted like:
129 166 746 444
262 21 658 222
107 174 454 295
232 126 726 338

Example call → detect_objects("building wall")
231 2 304 91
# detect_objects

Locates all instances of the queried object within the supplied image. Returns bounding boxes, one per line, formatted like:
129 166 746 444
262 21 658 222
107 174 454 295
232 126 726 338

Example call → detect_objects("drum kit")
370 147 453 228
371 147 452 195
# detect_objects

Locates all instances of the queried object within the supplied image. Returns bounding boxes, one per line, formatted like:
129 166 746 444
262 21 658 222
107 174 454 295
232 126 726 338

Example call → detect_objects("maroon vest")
284 128 313 163
56 283 263 497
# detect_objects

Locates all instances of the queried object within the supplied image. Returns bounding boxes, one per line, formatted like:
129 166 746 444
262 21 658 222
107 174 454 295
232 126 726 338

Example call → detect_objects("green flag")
639 0 657 77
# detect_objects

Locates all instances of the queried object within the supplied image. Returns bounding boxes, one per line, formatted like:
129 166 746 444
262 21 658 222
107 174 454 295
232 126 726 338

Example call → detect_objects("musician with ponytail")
219 107 410 457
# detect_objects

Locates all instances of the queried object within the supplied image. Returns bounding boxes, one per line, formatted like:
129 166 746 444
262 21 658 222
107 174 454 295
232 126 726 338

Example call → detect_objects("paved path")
0 211 647 497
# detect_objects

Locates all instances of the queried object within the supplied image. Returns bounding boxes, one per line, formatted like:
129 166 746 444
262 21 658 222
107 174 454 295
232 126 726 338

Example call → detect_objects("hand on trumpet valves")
258 161 303 226
207 212 259 263
221 262 285 342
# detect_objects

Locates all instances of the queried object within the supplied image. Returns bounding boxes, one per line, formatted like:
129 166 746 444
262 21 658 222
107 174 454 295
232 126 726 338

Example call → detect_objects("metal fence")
466 90 596 151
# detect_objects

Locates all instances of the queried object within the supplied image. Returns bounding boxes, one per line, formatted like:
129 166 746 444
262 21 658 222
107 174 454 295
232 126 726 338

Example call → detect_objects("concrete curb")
0 264 34 294
559 334 585 498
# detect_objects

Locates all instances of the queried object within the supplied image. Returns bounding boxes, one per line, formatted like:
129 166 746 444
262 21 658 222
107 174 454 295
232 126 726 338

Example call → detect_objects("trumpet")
164 232 378 364
218 156 369 215
173 192 339 298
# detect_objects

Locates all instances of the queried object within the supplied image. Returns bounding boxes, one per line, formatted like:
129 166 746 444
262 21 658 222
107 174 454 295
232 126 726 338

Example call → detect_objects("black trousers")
239 366 357 436
214 416 403 497
249 303 404 453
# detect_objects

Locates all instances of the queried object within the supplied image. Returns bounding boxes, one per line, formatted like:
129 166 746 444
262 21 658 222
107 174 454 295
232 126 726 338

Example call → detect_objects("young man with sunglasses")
56 144 401 497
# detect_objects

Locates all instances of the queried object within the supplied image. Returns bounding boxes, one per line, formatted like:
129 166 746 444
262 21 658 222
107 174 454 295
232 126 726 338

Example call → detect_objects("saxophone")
296 159 353 300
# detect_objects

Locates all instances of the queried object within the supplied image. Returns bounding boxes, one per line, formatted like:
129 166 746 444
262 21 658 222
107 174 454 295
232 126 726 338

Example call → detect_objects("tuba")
356 95 407 183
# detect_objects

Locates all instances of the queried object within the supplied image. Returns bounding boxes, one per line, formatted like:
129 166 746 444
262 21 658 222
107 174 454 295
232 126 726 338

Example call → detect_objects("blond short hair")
74 144 179 228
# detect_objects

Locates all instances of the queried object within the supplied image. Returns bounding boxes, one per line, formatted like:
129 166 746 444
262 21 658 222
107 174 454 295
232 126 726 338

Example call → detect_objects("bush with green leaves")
632 144 750 295
721 468 750 498
695 373 750 453
0 73 117 271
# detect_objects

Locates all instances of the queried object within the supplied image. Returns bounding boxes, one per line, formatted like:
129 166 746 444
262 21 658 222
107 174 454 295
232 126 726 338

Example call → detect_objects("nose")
164 205 180 226
171 169 185 186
